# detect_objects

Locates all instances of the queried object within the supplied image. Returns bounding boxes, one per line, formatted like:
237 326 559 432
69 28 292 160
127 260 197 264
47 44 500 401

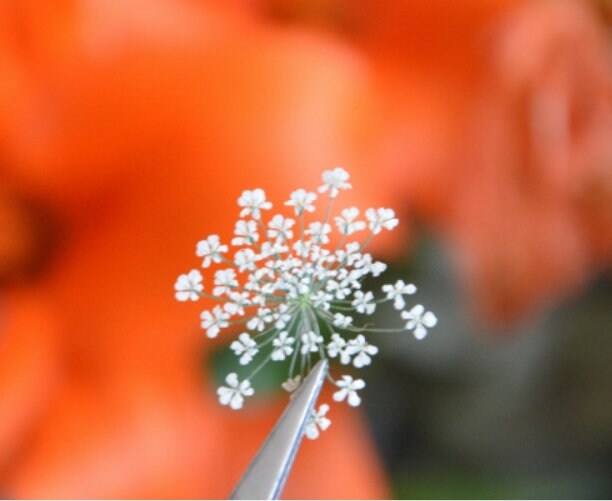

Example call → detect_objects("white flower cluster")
175 168 437 439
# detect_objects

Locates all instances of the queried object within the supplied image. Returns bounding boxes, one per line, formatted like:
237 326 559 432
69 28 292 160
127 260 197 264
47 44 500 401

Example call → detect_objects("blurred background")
0 0 611 498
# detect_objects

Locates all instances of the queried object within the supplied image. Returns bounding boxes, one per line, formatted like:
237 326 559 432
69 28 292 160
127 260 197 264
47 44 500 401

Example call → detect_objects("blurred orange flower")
0 0 610 498
251 0 612 322
0 0 391 497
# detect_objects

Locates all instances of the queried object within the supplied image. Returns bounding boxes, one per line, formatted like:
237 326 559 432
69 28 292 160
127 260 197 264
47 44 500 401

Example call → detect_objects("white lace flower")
268 214 295 242
351 290 376 315
200 305 230 338
285 189 317 215
174 269 203 301
327 333 351 364
318 167 352 198
196 235 228 268
345 334 379 368
401 304 438 339
217 373 254 410
334 207 366 235
271 331 295 361
213 269 238 296
382 280 417 310
177 168 436 417
365 208 399 234
232 220 259 246
332 313 353 329
301 331 324 354
230 332 259 365
305 404 331 440
234 248 257 272
333 375 365 407
305 222 331 244
238 188 272 219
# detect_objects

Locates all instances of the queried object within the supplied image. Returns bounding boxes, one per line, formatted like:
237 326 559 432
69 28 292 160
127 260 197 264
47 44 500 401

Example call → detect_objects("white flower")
227 292 250 315
351 290 376 315
247 307 273 332
326 280 351 300
230 332 259 365
268 214 295 242
177 168 436 415
305 222 331 244
217 373 254 410
174 269 203 301
345 335 378 368
301 331 324 354
213 268 238 295
232 220 259 246
238 188 272 219
401 304 438 339
234 248 257 272
273 304 292 329
332 313 353 329
305 404 331 440
334 207 365 235
200 305 230 338
327 333 351 364
319 167 351 198
365 208 399 234
196 235 228 268
271 331 295 361
333 375 365 407
382 280 417 310
285 189 317 215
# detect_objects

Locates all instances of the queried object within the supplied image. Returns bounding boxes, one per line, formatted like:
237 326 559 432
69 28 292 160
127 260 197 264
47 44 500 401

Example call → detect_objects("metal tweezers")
229 359 328 500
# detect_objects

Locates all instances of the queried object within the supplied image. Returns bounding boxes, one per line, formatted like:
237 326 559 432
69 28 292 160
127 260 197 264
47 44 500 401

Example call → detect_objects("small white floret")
345 334 379 368
238 188 272 219
305 404 331 440
318 167 352 198
285 189 317 215
217 373 254 410
351 290 376 315
365 208 399 234
230 333 259 365
271 331 295 361
334 207 366 235
300 331 324 354
333 375 365 407
382 280 417 310
174 269 203 301
401 304 438 339
200 305 230 338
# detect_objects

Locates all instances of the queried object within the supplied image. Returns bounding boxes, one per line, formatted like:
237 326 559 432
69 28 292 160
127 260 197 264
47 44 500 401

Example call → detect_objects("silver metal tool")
229 359 328 500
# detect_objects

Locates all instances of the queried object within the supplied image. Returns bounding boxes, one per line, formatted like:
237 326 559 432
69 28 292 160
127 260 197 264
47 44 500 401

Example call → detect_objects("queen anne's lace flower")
401 304 438 340
285 189 317 215
174 270 203 301
333 375 365 407
318 167 352 198
238 188 272 219
382 280 417 310
196 235 228 268
176 168 437 439
217 373 254 410
230 333 259 365
305 404 331 440
345 334 379 368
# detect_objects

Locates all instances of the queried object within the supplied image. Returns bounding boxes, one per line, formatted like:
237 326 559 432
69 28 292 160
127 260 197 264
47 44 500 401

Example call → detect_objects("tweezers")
229 359 329 500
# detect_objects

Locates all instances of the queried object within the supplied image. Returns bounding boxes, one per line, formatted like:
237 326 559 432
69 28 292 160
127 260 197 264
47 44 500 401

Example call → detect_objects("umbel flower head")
175 168 436 439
